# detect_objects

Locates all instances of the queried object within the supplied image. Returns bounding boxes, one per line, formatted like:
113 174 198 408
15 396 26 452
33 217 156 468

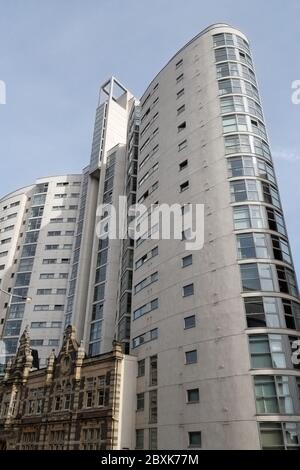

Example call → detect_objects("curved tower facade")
130 24 300 450
0 175 82 368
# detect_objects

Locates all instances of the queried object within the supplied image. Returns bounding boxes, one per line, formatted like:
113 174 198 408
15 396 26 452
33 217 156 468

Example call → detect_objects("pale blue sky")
0 0 299 276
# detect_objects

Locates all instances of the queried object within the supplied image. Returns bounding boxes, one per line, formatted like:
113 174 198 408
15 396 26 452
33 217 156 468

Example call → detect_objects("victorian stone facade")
0 326 136 450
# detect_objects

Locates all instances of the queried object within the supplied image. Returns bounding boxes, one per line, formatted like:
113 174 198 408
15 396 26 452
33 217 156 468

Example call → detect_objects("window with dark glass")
187 389 200 403
244 297 280 328
249 334 286 369
240 263 274 292
237 233 268 259
276 266 298 297
188 431 201 448
185 350 197 364
254 375 294 414
137 393 144 411
137 359 145 377
184 315 196 329
149 355 158 386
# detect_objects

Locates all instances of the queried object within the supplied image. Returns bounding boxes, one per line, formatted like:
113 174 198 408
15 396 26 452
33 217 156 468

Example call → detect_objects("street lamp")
0 287 32 306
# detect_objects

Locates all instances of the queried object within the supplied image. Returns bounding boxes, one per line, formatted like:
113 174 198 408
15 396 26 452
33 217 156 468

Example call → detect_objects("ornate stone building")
0 326 136 450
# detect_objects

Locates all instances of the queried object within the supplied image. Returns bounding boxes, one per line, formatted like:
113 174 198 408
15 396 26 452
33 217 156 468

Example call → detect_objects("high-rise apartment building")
1 23 300 450
129 23 300 450
0 175 82 368
64 78 139 357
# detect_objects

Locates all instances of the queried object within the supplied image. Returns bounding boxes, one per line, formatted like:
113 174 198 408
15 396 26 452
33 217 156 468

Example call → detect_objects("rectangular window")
50 218 63 223
180 180 189 192
259 422 300 450
233 205 264 230
47 231 62 236
132 328 158 349
276 266 298 297
237 233 268 259
245 297 280 329
45 245 59 250
214 32 235 47
149 428 158 450
179 159 188 171
185 350 197 364
21 244 37 257
216 61 239 79
10 201 20 208
149 390 157 424
133 298 159 320
134 272 158 294
271 236 292 264
31 322 47 329
184 315 196 329
176 73 184 83
31 340 43 346
177 88 184 99
134 245 159 269
176 58 183 69
37 289 52 295
3 320 22 337
40 273 55 280
225 134 251 155
283 299 300 330
228 156 255 177
183 283 194 297
223 114 248 133
182 254 193 267
188 431 201 448
178 121 186 132
187 389 200 403
34 305 50 311
178 139 187 151
177 105 185 116
137 393 145 411
266 208 286 236
149 355 158 386
218 78 242 95
42 258 57 264
15 272 31 286
249 335 286 369
240 263 274 292
137 359 145 378
136 430 144 450
254 137 271 161
230 180 260 203
220 95 245 114
254 375 294 415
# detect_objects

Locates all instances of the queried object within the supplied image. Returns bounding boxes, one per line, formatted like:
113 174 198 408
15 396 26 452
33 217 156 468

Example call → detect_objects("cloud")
272 148 300 162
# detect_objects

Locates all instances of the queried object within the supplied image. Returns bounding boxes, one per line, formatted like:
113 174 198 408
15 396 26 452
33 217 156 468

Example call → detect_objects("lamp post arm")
0 288 32 304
